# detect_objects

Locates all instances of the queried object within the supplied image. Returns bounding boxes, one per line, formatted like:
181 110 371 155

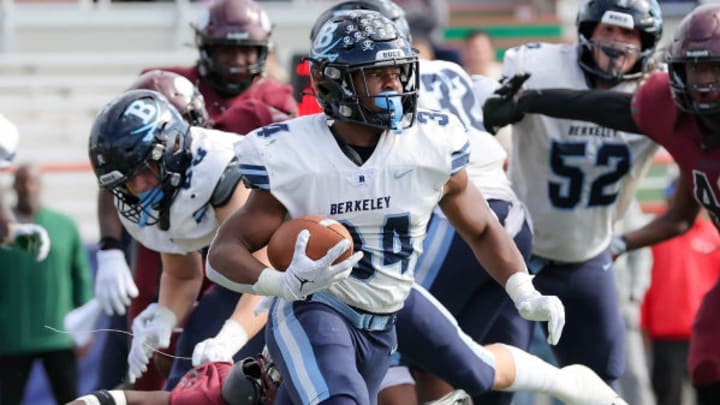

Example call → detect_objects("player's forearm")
207 229 268 286
228 293 268 339
157 272 203 325
624 179 701 251
519 88 640 133
469 221 528 286
623 207 697 251
98 190 124 240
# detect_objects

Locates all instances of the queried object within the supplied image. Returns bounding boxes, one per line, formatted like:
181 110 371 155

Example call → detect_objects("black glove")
482 73 531 135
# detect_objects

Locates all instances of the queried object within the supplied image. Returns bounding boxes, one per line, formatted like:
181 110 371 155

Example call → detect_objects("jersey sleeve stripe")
239 164 270 190
450 141 470 174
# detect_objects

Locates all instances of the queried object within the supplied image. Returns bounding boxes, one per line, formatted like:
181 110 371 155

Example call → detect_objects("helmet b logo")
124 100 158 126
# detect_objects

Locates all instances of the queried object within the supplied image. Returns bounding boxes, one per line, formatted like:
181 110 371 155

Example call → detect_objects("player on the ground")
206 10 626 405
482 4 720 403
68 355 278 405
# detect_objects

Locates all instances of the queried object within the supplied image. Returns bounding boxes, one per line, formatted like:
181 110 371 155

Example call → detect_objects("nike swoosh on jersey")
393 168 413 178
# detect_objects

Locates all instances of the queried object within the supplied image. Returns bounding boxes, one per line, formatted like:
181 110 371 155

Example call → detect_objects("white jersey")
470 74 501 106
120 127 242 254
418 59 518 207
236 111 470 313
503 43 658 262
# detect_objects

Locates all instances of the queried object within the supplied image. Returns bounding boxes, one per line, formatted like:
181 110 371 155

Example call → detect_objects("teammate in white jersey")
483 0 662 385
88 89 268 385
410 29 536 405
206 10 625 405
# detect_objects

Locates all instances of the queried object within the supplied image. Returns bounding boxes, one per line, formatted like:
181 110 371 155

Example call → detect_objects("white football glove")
10 223 50 261
95 249 139 316
505 272 565 345
192 319 248 367
127 303 176 383
255 229 363 301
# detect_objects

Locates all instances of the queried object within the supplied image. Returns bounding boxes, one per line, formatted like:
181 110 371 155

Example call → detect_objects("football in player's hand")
267 215 354 271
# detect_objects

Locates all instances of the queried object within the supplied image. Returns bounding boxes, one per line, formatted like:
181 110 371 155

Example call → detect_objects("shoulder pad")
210 157 243 207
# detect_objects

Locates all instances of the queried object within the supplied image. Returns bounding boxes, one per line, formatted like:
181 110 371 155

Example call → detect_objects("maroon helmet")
127 70 209 127
191 0 273 97
667 4 720 115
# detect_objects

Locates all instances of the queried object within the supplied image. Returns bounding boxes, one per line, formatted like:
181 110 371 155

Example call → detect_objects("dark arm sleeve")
518 88 641 133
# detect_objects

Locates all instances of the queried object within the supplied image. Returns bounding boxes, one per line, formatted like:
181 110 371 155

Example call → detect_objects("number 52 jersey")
235 111 470 314
503 42 659 262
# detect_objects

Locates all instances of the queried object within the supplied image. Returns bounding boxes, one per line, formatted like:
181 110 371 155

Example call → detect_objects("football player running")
482 4 720 404
206 10 625 405
482 0 663 387
307 2 533 405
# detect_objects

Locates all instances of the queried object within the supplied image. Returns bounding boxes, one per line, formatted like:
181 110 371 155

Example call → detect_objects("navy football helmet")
310 0 410 43
128 70 209 127
667 4 720 115
309 10 418 132
192 0 273 96
88 90 192 229
577 0 662 83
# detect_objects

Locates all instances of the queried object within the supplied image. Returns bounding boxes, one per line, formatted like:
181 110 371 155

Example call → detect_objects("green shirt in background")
0 207 93 355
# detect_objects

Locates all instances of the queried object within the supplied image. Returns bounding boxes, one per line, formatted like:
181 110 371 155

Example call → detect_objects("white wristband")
76 390 127 405
96 248 125 262
216 319 249 354
609 235 628 256
205 257 255 294
504 271 540 305
252 267 285 297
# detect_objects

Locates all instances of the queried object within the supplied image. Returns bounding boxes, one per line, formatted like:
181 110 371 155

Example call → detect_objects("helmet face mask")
309 11 419 132
667 4 720 115
576 0 663 84
89 90 192 229
192 0 273 96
